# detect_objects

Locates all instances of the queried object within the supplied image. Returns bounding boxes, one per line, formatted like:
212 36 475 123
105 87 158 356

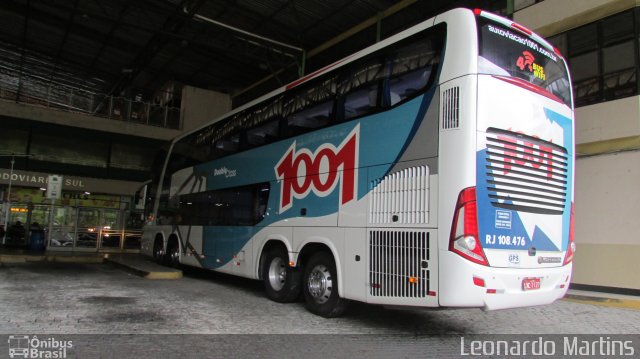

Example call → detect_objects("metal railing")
0 82 182 130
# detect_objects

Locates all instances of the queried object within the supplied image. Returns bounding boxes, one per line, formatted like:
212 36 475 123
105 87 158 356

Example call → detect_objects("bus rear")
440 9 575 310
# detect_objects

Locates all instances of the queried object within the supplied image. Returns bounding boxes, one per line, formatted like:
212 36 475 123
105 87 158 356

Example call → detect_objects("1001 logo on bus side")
275 125 359 213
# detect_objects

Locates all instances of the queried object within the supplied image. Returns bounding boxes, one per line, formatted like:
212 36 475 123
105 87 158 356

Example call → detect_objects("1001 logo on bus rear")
275 125 359 212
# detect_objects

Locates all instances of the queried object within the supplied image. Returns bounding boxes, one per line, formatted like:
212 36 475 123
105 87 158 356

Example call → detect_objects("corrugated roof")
0 0 506 110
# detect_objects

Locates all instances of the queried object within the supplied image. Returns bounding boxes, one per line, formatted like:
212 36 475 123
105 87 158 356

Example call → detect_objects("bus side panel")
358 86 440 306
176 225 204 268
201 226 255 274
343 227 367 302
434 9 478 83
436 75 478 306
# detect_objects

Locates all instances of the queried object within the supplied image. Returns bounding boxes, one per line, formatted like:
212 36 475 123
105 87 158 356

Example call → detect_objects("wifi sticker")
516 51 535 72
533 63 546 80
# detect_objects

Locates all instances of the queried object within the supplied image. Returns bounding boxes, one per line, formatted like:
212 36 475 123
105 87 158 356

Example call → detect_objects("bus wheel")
153 237 164 264
166 239 180 268
263 247 301 302
303 251 348 317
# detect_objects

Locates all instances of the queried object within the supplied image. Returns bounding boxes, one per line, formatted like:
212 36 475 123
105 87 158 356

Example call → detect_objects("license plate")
522 277 541 291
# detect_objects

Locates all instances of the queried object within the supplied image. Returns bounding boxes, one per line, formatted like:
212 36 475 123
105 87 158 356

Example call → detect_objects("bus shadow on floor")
179 264 468 334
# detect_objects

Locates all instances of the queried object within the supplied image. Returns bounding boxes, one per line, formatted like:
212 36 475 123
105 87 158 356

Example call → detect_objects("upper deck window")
477 18 572 107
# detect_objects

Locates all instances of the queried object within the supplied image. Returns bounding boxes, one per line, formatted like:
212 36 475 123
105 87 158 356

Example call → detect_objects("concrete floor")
0 256 639 358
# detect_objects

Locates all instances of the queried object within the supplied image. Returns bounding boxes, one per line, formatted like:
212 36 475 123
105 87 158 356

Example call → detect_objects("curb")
105 257 182 280
0 253 180 279
563 294 640 311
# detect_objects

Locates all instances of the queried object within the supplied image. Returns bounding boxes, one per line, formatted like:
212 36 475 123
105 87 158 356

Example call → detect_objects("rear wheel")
165 238 180 267
262 247 301 302
153 237 164 264
303 251 348 317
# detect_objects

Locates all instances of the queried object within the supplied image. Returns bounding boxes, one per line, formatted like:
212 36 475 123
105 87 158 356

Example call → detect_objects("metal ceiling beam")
139 30 264 92
286 0 305 43
307 0 418 58
0 0 141 58
15 0 31 102
3 0 295 98
295 0 360 48
87 2 131 70
234 0 418 99
47 0 80 86
137 0 289 95
103 0 206 97
191 11 303 53
218 0 300 47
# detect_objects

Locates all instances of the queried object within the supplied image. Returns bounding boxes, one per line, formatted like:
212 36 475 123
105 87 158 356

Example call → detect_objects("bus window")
246 118 281 148
343 84 380 120
388 68 432 105
213 133 240 156
178 183 270 226
386 27 443 106
477 17 572 107
339 59 385 120
286 101 333 137
284 76 336 137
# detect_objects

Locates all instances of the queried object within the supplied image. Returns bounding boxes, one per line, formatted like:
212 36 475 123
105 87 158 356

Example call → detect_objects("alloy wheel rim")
307 264 332 304
268 257 286 291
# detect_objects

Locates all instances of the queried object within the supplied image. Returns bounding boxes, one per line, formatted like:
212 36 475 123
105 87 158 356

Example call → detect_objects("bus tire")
263 247 301 303
165 238 180 268
153 237 164 265
303 251 348 317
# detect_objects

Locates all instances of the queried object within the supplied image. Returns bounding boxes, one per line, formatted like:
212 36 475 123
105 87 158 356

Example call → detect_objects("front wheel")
303 251 348 317
263 247 301 302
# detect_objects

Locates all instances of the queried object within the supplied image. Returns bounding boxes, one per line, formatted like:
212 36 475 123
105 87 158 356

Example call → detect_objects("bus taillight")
510 22 533 36
449 187 489 266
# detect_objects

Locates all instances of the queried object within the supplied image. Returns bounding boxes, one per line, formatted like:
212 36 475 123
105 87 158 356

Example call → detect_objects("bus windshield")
477 17 572 107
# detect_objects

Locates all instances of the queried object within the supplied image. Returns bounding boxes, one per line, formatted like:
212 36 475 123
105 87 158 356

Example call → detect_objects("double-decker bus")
141 8 575 317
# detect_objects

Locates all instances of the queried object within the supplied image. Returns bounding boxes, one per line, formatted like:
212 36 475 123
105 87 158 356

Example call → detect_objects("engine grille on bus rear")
369 230 429 298
484 128 568 215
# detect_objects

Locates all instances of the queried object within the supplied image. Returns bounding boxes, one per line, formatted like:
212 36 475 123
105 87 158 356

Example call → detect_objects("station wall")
516 0 640 291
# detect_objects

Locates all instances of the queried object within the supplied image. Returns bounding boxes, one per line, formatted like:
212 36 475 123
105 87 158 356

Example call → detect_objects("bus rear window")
477 18 572 107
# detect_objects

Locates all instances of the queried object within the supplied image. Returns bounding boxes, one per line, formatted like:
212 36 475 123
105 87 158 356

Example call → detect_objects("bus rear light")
449 187 489 266
511 22 532 36
473 276 485 287
563 202 576 265
553 46 564 58
473 8 483 16
486 289 497 294
492 75 564 104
